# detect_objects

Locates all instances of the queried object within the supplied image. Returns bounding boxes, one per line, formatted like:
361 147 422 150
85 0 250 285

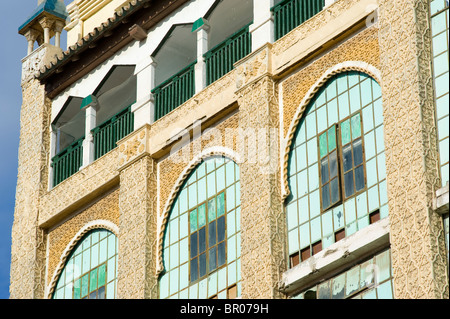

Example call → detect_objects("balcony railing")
204 24 252 86
272 0 324 40
92 105 134 160
152 61 196 121
52 136 84 187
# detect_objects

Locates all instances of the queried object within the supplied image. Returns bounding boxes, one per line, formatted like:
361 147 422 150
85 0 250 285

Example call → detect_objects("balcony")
204 23 252 86
272 0 324 40
152 62 196 121
51 137 84 187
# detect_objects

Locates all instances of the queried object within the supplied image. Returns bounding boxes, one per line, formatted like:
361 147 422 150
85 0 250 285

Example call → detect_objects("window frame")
188 190 228 285
317 111 368 214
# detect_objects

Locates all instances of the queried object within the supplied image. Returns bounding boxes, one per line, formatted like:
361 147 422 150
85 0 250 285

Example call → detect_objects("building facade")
11 0 449 299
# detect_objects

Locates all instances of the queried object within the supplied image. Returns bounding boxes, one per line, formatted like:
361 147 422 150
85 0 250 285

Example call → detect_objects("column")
249 0 274 51
235 45 287 299
116 127 158 299
193 18 210 93
24 29 41 55
39 17 54 44
81 95 98 168
54 20 66 49
378 0 449 298
132 56 157 128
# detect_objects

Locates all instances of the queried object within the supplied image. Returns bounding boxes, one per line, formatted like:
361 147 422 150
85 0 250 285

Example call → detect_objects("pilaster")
378 0 449 298
235 45 287 299
116 126 158 299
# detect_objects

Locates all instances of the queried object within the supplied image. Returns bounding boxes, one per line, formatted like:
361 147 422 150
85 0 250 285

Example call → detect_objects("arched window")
159 156 241 299
53 229 118 299
286 71 388 268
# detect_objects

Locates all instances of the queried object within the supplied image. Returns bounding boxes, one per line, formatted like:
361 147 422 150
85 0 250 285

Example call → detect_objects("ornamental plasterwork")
235 45 272 91
21 44 63 84
118 125 150 170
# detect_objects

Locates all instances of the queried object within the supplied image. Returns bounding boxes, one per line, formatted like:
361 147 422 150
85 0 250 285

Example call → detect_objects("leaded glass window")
53 229 118 299
159 157 241 299
286 71 387 268
292 249 394 299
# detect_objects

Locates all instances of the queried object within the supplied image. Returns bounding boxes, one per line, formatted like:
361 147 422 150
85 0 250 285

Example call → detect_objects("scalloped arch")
281 61 382 201
46 220 119 299
156 146 241 277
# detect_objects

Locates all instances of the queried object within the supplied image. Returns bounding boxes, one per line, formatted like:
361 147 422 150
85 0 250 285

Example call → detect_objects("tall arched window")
159 156 241 299
286 71 388 268
52 229 118 299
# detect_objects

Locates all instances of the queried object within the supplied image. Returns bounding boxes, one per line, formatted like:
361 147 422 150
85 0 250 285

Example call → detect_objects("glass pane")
190 233 198 258
318 281 331 299
98 264 106 287
218 242 226 267
89 268 98 293
351 114 362 138
98 286 106 299
198 204 206 228
217 192 225 217
208 198 216 221
190 258 198 282
329 151 338 178
353 139 364 166
209 221 217 247
321 157 329 185
81 274 89 298
344 171 355 197
199 227 206 254
89 291 97 299
341 119 351 145
73 279 81 299
330 178 340 205
190 209 198 232
342 144 353 172
217 217 226 242
322 183 331 210
199 253 207 278
328 126 336 151
209 247 217 272
355 165 365 192
319 133 328 158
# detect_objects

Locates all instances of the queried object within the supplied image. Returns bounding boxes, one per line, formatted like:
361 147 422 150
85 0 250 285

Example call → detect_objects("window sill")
279 217 390 296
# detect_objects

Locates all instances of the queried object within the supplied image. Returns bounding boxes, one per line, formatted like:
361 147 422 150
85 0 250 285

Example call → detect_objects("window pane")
319 133 328 158
98 286 106 299
190 233 198 258
342 144 353 172
322 183 331 210
341 119 351 145
208 198 216 221
344 171 355 197
190 258 198 282
218 242 226 267
199 253 207 278
217 217 226 242
330 178 340 204
199 228 206 254
209 221 217 247
321 157 329 185
190 209 198 232
329 151 338 178
209 247 217 272
198 204 206 228
351 114 362 138
355 165 365 192
217 192 226 217
353 139 363 167
328 126 337 151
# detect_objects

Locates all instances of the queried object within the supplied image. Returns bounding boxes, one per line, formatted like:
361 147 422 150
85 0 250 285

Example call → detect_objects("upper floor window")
52 229 118 299
286 71 387 268
159 157 241 299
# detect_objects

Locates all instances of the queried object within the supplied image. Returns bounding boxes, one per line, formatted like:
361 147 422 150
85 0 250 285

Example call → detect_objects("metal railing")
272 0 324 40
52 136 84 187
152 61 196 121
92 105 134 160
204 23 252 86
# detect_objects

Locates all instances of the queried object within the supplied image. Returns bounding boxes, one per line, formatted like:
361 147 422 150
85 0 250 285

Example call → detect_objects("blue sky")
0 0 71 299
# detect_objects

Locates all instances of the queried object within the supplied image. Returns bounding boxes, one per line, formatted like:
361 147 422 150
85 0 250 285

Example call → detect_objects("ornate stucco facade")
11 0 449 299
